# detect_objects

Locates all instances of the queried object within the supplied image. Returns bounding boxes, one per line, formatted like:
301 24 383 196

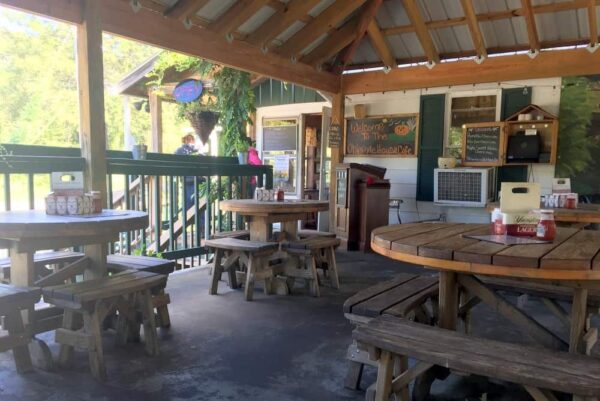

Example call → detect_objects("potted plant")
132 138 147 160
235 137 250 164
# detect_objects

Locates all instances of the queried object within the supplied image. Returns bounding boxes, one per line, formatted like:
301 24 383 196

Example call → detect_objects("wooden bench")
342 273 439 395
42 270 167 381
205 238 278 301
0 250 85 283
283 237 341 297
211 230 250 240
354 315 600 401
107 254 176 329
0 284 41 373
297 229 337 239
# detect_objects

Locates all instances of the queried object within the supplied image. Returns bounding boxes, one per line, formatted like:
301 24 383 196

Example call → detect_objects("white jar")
56 196 67 215
45 193 57 215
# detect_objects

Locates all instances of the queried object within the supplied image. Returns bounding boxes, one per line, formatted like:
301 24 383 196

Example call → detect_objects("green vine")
147 52 255 156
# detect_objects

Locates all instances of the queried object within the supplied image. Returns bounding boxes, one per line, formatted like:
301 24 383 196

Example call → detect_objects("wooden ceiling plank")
460 0 487 58
589 0 599 45
334 0 384 72
402 0 440 64
366 20 396 69
164 0 210 21
213 0 272 37
521 0 540 51
278 0 368 60
342 47 600 94
245 0 322 49
301 18 360 67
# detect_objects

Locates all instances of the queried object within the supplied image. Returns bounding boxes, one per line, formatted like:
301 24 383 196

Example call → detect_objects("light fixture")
225 33 234 44
474 54 486 64
130 0 141 13
426 60 436 70
587 42 599 53
523 87 529 95
383 66 392 74
183 18 193 30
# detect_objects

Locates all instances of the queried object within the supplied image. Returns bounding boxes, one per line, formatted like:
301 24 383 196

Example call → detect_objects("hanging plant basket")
187 110 219 144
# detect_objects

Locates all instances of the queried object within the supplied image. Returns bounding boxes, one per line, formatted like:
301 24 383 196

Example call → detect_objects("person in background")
175 134 198 211
248 140 262 195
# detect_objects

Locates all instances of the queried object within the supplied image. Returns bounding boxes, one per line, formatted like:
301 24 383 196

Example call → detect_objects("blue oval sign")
173 79 203 103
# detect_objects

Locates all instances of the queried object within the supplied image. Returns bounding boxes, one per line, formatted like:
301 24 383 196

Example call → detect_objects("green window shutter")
497 87 532 194
416 94 446 201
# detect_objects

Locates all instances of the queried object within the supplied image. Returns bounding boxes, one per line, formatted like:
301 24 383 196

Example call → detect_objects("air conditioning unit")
434 168 496 207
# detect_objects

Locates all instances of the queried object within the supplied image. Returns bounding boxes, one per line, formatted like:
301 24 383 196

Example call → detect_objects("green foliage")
556 77 596 179
148 52 255 156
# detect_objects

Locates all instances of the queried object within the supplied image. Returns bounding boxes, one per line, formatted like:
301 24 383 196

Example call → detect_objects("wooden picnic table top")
0 209 148 239
371 223 600 281
220 199 328 216
486 202 600 224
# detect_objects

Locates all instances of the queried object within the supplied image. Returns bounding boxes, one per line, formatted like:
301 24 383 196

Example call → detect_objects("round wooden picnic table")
0 209 148 286
371 222 600 355
219 199 328 241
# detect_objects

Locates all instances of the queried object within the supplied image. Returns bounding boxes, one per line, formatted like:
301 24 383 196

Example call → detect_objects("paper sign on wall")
273 155 290 179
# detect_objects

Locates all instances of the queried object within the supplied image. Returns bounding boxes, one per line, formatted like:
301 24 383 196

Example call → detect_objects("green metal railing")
0 144 273 269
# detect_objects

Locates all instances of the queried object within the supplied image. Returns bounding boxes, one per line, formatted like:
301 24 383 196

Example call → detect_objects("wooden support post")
77 0 107 201
438 271 458 330
149 91 163 153
329 91 344 232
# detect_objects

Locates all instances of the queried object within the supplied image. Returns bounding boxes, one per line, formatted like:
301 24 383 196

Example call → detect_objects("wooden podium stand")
334 163 389 251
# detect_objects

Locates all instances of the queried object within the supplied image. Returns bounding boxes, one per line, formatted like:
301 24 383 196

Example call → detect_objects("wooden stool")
42 271 166 381
205 238 278 301
297 229 336 239
211 230 250 240
283 237 341 297
107 254 175 328
0 284 41 373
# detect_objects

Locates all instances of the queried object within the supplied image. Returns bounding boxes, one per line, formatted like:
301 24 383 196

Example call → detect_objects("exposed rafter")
278 0 368 60
301 17 359 67
521 0 540 52
245 0 321 50
163 0 210 21
589 0 599 45
212 0 271 37
402 0 440 64
342 48 600 94
460 0 486 58
366 20 396 69
333 0 383 72
0 0 340 93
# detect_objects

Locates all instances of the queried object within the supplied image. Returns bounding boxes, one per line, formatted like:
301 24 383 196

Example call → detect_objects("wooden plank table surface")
371 223 600 354
220 199 328 241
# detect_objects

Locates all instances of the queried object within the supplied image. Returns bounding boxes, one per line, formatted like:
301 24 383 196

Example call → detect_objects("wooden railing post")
329 91 345 233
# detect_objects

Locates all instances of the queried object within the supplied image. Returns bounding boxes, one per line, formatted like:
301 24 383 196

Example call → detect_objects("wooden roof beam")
589 0 599 45
460 0 486 58
300 18 359 67
366 20 396 69
245 0 322 50
521 0 540 52
278 0 368 60
163 0 210 21
402 0 440 64
213 0 271 38
333 0 384 72
342 47 600 94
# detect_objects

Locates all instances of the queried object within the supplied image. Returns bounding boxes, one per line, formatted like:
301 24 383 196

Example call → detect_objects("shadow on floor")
0 251 578 401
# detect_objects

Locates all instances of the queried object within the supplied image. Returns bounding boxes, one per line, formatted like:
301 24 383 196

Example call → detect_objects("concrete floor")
0 251 577 401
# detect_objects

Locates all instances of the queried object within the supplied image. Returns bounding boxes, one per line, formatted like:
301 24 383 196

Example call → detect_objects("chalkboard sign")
263 125 297 151
462 123 505 166
345 114 418 156
328 124 341 148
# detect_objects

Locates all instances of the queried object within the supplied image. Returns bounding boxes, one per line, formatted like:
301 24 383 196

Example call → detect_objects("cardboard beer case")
499 182 541 237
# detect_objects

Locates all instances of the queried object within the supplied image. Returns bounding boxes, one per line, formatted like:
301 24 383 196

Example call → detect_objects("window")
446 94 498 158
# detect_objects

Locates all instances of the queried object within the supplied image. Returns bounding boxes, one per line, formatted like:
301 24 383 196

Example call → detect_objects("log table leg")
438 271 459 330
570 288 589 354
248 217 270 242
84 243 108 279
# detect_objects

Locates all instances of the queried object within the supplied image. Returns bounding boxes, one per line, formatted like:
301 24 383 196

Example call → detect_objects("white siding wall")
343 78 562 224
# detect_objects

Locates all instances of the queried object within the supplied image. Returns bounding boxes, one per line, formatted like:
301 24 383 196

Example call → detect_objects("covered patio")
1 0 600 400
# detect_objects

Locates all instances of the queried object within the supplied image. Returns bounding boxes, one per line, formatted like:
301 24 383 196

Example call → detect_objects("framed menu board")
345 114 419 157
462 122 505 166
